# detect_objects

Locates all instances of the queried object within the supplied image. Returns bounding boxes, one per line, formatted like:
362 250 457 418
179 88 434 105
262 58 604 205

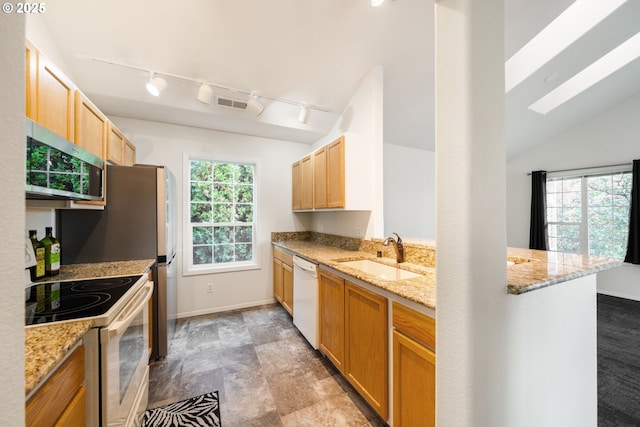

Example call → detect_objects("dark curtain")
529 170 548 250
624 160 640 264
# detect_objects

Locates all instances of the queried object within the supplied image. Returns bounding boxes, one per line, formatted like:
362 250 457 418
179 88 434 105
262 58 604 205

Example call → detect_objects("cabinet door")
25 40 37 119
55 385 86 427
313 147 327 208
273 258 284 303
326 136 345 208
107 122 125 165
75 90 107 159
124 139 136 166
393 330 436 427
282 262 294 315
301 155 314 209
292 161 302 210
318 270 345 373
35 49 75 141
345 281 388 419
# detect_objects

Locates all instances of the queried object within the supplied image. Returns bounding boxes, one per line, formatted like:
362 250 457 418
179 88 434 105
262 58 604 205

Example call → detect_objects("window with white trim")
546 171 632 259
186 158 256 273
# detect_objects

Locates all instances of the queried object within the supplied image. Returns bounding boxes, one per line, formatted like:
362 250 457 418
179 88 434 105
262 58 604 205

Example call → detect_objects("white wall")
383 143 435 239
110 117 309 317
506 93 640 299
0 15 26 426
308 66 385 239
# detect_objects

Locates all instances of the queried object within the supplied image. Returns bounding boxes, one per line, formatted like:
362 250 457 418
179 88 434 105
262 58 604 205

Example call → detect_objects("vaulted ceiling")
29 0 640 159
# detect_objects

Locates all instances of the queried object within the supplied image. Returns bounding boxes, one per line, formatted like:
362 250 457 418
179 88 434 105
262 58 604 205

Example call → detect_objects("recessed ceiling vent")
216 97 248 111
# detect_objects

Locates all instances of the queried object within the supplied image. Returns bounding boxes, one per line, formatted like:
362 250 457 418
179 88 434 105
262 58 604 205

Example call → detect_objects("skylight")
528 31 640 114
505 0 627 93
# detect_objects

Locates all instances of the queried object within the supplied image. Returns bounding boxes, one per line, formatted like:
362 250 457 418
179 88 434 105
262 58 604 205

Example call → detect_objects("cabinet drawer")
273 246 293 266
392 302 436 351
26 345 85 427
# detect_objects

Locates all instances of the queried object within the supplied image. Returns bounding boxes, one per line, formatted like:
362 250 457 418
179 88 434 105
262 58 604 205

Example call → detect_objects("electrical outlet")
207 283 214 293
356 227 364 237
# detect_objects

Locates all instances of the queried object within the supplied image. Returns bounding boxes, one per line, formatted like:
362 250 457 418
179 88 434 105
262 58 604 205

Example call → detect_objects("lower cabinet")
318 269 388 419
273 246 293 315
26 344 86 427
392 302 436 427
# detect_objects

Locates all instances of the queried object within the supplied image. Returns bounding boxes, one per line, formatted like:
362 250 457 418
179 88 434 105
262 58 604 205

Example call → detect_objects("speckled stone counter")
25 320 93 396
31 259 155 283
272 232 622 309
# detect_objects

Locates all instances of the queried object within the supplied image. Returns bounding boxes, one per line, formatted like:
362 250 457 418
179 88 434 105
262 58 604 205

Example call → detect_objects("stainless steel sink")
339 259 421 280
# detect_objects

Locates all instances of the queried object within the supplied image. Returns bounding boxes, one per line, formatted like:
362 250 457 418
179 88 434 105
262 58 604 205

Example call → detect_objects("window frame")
546 167 632 259
183 153 260 276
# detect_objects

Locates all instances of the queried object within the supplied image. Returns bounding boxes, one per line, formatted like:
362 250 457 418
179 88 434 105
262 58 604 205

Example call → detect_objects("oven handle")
102 281 154 343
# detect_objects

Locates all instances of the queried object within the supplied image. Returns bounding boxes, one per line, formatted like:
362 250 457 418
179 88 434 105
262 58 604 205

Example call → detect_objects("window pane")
214 226 233 243
562 207 581 222
213 204 233 222
235 185 253 203
563 178 581 192
191 161 213 181
191 203 212 223
235 204 253 222
562 191 581 207
193 246 212 265
193 226 213 244
214 183 233 203
214 244 234 263
214 163 233 183
234 164 254 184
191 182 212 202
547 208 561 222
235 226 252 243
236 243 252 261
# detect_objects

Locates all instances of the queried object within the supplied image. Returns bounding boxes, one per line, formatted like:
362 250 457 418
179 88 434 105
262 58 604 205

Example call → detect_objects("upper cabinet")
26 40 75 142
108 123 136 166
292 134 369 211
75 90 107 160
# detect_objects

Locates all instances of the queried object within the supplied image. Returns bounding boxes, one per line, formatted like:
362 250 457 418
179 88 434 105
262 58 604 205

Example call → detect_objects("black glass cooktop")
25 275 142 326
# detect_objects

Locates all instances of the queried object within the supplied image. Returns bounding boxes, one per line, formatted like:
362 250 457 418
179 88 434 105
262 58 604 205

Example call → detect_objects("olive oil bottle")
40 227 60 276
28 230 46 281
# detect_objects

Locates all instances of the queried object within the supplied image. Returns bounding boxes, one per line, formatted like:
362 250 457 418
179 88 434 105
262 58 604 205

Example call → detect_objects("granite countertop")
272 234 622 310
25 259 155 397
25 320 93 396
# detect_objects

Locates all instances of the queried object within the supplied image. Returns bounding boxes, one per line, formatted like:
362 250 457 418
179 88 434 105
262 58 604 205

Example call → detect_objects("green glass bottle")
41 227 60 276
28 230 46 281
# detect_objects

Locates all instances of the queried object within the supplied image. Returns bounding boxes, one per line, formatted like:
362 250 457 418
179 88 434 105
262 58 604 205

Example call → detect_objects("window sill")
183 262 260 276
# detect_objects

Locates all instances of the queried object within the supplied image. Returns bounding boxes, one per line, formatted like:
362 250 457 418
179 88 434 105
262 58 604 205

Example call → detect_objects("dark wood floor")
598 294 640 426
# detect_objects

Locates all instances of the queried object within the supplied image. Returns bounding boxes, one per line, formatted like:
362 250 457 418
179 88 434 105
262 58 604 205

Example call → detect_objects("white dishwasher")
292 255 319 349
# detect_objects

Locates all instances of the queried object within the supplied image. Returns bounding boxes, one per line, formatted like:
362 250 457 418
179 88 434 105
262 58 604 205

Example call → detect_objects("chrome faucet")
383 232 404 263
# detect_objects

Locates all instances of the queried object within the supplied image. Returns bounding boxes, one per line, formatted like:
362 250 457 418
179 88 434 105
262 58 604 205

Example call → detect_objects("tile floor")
148 304 387 427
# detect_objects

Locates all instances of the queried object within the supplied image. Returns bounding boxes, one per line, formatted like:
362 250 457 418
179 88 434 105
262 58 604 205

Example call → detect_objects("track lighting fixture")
246 91 265 116
146 72 167 96
89 57 332 122
298 105 309 124
197 82 213 104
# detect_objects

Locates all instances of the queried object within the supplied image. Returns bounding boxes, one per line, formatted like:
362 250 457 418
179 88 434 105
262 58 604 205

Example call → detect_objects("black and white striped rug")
142 391 221 427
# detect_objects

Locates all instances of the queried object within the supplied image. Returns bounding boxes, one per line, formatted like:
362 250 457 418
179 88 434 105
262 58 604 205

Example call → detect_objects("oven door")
100 281 153 427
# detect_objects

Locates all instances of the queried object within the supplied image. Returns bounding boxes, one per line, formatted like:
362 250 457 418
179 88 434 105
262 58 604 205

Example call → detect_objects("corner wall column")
434 0 508 426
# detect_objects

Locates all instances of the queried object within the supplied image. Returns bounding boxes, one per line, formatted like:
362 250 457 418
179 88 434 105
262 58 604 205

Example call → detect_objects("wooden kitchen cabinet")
345 281 388 419
273 246 294 315
318 269 346 373
25 40 76 142
124 139 136 166
392 302 436 427
325 136 345 208
318 269 388 418
293 135 347 211
107 122 137 166
26 344 86 427
75 90 107 160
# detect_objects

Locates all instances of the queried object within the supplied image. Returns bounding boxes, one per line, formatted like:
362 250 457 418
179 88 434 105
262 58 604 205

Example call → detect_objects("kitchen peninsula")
273 231 622 427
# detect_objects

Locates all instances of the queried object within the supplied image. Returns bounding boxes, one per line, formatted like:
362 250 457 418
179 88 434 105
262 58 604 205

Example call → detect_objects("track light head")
197 82 213 104
298 105 309 124
247 91 264 116
146 72 167 96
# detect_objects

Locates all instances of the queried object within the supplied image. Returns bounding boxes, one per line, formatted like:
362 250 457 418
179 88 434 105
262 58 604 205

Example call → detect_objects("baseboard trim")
597 289 640 302
177 298 278 319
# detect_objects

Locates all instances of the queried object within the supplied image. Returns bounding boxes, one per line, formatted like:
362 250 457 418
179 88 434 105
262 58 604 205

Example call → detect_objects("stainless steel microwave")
25 119 104 201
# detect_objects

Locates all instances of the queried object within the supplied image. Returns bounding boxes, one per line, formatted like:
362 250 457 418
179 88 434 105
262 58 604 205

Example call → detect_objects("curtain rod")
527 162 632 176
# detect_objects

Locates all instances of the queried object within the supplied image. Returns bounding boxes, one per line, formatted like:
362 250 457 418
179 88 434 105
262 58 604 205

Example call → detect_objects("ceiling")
30 0 640 159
